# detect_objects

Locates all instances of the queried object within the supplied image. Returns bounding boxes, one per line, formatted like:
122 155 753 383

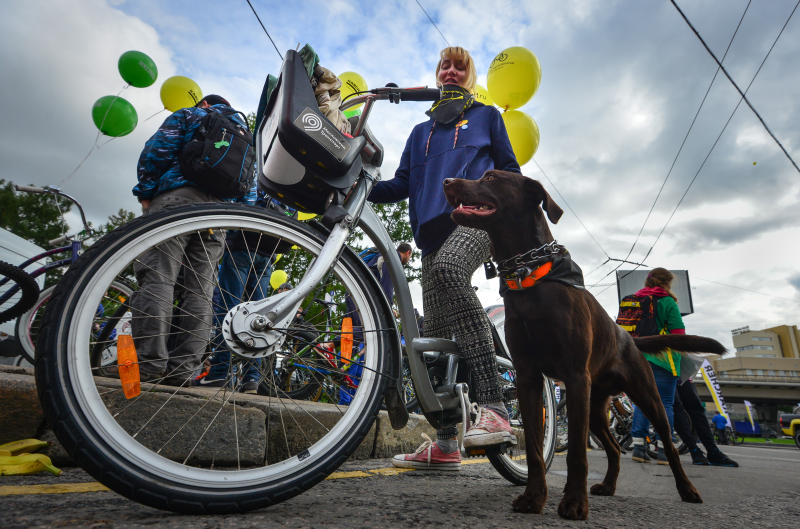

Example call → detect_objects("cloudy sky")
1 0 799 351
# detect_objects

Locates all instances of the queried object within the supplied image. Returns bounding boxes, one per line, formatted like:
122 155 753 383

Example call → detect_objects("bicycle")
0 184 133 365
0 185 133 365
34 49 556 514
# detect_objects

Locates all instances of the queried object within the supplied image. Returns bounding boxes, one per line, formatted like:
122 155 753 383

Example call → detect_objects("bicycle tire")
18 280 133 365
0 260 40 325
487 374 557 485
35 203 393 514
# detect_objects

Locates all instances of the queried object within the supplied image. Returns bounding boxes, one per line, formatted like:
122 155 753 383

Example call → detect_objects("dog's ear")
525 178 563 224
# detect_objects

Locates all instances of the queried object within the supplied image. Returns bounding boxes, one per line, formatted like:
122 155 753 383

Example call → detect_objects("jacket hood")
635 286 670 298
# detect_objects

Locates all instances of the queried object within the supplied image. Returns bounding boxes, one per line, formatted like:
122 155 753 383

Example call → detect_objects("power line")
589 1 752 294
415 0 450 46
533 159 611 260
621 1 751 266
245 0 283 60
671 0 800 175
643 0 800 262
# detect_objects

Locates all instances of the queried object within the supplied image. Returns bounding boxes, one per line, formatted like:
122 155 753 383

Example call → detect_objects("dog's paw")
557 496 588 520
589 482 615 496
512 491 546 514
678 484 703 504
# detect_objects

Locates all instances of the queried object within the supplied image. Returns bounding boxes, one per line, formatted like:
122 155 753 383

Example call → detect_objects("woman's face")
437 57 468 88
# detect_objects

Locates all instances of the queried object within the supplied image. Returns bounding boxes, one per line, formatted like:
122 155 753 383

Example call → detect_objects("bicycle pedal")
463 447 486 458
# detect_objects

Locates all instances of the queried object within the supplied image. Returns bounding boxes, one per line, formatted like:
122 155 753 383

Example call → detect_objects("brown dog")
443 170 725 520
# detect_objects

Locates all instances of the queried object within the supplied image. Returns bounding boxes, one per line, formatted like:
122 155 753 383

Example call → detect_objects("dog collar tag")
483 260 497 279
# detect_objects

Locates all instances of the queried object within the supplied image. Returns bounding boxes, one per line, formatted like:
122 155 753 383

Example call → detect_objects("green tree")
99 209 136 234
0 180 71 248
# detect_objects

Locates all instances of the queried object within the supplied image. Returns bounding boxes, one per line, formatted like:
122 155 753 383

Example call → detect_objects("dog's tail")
633 335 726 355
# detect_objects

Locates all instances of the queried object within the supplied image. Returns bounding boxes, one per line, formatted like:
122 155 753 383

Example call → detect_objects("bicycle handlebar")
340 85 441 111
13 184 48 194
13 184 94 239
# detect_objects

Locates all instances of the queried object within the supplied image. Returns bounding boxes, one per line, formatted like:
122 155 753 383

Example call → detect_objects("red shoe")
463 405 515 448
391 434 461 471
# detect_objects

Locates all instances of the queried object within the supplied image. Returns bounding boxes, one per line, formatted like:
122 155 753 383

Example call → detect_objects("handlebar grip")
14 184 47 194
399 88 441 102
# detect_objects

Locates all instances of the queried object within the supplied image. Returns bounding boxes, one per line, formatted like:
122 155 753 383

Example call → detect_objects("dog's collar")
503 261 553 290
496 240 566 291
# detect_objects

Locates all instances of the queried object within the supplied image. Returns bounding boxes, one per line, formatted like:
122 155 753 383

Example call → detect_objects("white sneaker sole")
463 430 516 449
391 458 461 471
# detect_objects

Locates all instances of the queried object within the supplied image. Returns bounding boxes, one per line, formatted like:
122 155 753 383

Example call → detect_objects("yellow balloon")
160 75 202 112
339 71 368 111
274 253 282 263
472 84 494 107
269 269 288 290
297 211 317 221
487 47 541 111
501 110 540 166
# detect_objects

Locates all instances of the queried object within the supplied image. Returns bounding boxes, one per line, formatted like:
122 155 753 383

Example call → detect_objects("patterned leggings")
422 226 502 406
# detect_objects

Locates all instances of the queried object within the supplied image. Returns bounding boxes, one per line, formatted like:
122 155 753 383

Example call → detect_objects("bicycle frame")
236 89 489 426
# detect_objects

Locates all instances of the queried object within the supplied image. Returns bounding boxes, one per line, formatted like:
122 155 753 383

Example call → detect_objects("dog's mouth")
453 201 496 217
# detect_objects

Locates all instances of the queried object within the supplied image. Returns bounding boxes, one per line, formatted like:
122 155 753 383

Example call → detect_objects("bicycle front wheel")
35 204 393 513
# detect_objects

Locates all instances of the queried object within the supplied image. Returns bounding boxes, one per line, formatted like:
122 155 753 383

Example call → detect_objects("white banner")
701 360 730 427
744 399 756 431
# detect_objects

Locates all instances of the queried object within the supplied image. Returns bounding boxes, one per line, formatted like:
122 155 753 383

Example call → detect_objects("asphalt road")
1 443 798 528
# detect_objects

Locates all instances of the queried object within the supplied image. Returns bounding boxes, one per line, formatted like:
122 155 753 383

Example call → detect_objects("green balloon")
118 50 158 88
343 108 361 119
92 95 138 137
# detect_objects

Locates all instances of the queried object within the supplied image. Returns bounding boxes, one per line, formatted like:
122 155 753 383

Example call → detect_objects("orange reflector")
341 317 353 365
116 334 141 399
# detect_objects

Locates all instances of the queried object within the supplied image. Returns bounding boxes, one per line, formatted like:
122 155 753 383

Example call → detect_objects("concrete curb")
0 365 436 466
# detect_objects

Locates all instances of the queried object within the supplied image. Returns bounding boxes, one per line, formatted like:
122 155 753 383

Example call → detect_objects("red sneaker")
463 405 515 448
391 434 461 471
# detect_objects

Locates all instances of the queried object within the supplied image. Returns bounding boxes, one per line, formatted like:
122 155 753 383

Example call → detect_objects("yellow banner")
700 360 730 426
744 399 756 431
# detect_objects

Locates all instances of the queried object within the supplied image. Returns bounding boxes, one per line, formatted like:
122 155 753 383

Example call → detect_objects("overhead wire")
671 0 800 175
587 0 752 294
642 0 800 264
415 0 450 46
245 0 284 60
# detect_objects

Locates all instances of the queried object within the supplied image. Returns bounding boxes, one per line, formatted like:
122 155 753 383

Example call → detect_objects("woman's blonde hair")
435 47 477 91
645 267 678 301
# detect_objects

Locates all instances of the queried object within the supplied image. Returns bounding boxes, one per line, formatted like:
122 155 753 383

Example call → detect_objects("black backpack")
616 294 660 337
179 109 256 198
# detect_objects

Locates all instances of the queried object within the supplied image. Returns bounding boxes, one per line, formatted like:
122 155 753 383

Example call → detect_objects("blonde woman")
369 47 521 470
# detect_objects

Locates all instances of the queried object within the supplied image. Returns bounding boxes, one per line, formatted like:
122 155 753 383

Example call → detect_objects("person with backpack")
129 94 249 385
619 267 685 464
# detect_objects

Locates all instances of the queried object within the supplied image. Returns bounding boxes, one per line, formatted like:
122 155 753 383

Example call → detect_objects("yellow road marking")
0 458 498 495
0 482 109 496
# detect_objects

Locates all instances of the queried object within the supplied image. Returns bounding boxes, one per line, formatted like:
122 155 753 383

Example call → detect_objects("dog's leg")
588 395 620 496
558 376 590 520
510 372 548 514
626 381 702 504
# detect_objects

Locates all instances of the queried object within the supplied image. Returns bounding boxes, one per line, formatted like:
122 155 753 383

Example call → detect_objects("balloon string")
59 84 130 187
144 108 167 122
58 131 101 187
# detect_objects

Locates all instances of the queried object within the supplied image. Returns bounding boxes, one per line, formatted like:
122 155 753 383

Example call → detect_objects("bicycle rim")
35 204 391 513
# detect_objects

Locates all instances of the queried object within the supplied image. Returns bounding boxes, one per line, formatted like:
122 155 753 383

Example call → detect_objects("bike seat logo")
301 113 323 132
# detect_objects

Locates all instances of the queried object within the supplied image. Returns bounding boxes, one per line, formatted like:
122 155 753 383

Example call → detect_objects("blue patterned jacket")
133 104 252 202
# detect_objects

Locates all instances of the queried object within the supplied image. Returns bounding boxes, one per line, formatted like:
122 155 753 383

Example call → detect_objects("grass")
740 436 795 445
